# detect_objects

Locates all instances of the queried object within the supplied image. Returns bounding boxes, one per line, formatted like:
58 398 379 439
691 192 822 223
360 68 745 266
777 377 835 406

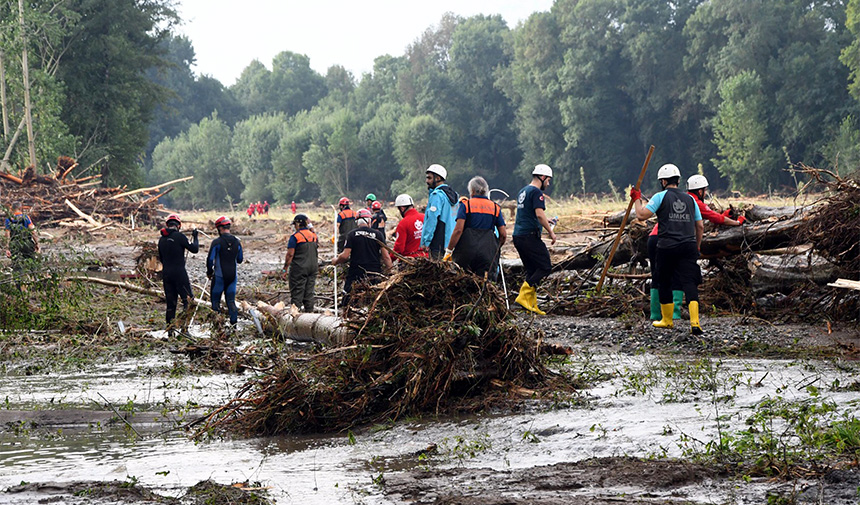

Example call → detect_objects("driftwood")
743 204 806 222
553 235 635 272
747 252 837 295
252 301 346 345
699 217 805 258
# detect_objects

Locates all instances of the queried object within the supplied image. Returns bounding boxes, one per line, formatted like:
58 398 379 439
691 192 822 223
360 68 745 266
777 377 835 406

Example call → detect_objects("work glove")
721 209 731 217
443 248 453 262
737 215 746 225
629 188 641 201
192 228 198 240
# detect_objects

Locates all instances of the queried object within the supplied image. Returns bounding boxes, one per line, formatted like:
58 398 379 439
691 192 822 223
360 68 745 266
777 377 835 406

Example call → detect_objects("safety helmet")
338 197 350 206
657 164 681 180
371 201 382 211
214 216 232 228
426 164 447 180
357 208 372 220
394 194 413 207
293 213 309 225
166 213 181 227
686 174 709 191
365 193 377 202
532 164 553 178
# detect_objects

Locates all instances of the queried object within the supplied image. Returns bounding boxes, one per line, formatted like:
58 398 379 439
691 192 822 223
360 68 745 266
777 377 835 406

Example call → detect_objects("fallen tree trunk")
699 216 805 258
252 301 347 346
747 252 838 295
553 235 635 271
743 204 807 222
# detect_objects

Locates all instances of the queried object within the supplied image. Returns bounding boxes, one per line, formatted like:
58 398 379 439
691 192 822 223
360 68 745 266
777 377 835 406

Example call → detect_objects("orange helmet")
338 197 350 206
166 214 181 227
371 201 382 211
214 216 232 228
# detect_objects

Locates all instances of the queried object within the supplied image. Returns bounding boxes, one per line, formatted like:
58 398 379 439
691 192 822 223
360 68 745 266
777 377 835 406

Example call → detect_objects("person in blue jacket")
207 216 244 325
420 164 458 259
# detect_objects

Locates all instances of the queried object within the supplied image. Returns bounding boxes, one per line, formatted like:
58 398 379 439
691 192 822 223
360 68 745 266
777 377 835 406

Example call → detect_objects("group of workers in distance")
246 200 270 219
155 160 737 336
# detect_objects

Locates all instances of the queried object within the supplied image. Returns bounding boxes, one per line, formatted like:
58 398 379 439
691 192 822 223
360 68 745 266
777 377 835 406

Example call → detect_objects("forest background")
4 0 860 209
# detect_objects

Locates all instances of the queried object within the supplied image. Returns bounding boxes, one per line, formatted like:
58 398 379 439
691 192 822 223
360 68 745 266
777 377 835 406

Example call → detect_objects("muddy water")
2 352 859 504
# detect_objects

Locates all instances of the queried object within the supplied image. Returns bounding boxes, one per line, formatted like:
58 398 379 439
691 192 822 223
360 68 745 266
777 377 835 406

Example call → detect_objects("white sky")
175 0 555 86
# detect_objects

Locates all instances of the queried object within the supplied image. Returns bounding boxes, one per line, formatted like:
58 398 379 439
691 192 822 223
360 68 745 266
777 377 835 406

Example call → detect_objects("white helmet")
657 163 681 180
686 174 709 191
532 164 553 178
426 164 447 180
394 194 414 207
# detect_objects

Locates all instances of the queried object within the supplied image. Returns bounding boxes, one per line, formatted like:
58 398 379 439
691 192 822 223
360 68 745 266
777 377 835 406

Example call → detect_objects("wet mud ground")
2 215 860 504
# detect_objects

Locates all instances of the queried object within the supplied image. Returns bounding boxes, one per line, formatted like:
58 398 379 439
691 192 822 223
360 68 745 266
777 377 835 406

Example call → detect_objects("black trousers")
513 234 552 287
163 271 193 324
655 242 701 305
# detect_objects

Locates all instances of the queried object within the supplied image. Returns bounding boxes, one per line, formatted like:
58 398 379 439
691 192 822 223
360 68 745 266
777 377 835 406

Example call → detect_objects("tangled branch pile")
800 165 860 277
198 261 563 436
0 157 170 226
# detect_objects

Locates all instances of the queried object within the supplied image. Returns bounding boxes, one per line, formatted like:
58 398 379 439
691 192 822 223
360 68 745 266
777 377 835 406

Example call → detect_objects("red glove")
737 215 746 225
630 188 641 201
721 209 731 217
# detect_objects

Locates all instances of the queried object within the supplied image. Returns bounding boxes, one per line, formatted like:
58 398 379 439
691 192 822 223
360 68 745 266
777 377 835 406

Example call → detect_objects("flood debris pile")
0 156 181 227
198 260 562 436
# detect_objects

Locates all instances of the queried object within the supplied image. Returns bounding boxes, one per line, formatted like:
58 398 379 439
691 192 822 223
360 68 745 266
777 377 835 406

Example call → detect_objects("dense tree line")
5 0 860 208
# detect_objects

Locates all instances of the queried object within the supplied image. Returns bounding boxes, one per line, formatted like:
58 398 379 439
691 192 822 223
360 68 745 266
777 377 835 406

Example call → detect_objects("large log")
748 252 837 295
743 204 808 222
699 216 805 258
553 235 635 271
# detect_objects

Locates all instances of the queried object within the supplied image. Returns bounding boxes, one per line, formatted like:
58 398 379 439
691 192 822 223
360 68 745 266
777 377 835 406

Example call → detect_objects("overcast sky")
175 0 555 86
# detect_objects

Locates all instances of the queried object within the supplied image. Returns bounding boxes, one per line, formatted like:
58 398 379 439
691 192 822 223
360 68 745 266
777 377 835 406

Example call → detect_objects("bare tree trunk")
0 50 8 142
18 0 37 169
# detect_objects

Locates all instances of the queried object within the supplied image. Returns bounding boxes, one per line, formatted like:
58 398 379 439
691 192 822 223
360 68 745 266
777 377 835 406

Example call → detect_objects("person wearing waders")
370 200 387 240
633 164 705 335
392 194 427 260
644 174 746 321
4 201 39 271
512 164 557 315
157 214 199 329
283 214 318 312
420 164 458 259
445 176 507 278
336 197 357 253
207 216 244 326
332 208 392 306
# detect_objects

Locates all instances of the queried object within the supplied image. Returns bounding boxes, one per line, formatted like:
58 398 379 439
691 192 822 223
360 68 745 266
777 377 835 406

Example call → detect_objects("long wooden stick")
596 145 655 292
64 199 101 227
109 176 193 200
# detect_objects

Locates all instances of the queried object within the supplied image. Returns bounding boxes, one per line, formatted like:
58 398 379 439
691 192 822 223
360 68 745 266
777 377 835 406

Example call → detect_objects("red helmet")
357 208 373 220
338 197 350 206
214 216 232 228
371 201 382 211
166 213 181 227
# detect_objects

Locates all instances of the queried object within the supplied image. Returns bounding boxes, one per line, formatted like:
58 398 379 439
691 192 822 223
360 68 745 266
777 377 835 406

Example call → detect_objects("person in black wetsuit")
157 213 198 327
207 216 244 325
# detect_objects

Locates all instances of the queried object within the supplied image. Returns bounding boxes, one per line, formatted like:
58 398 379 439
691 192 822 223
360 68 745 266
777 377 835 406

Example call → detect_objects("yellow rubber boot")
530 286 546 315
515 282 533 311
652 303 674 329
690 301 703 335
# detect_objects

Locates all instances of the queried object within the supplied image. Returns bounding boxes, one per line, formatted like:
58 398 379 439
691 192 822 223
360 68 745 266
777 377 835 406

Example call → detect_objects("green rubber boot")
672 290 684 320
650 289 661 320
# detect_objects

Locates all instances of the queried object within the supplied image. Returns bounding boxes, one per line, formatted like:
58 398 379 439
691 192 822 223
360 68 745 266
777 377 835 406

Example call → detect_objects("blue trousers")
211 276 238 324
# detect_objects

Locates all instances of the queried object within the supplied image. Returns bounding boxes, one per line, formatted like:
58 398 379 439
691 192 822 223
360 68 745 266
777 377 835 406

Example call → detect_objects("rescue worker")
513 164 557 315
247 203 255 219
365 193 377 211
207 216 244 325
263 200 270 216
645 174 746 321
370 200 387 239
283 213 318 312
336 197 357 253
157 214 199 326
420 164 458 259
332 208 392 305
256 201 264 217
445 176 506 277
291 201 297 214
392 194 427 260
632 164 704 335
4 201 39 268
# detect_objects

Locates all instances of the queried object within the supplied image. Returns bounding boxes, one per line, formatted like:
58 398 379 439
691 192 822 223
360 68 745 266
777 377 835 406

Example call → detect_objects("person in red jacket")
392 193 427 260
644 173 745 321
247 203 255 219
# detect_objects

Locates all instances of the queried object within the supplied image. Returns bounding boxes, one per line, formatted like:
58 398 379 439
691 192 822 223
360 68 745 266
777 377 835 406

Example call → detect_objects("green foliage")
231 113 285 203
